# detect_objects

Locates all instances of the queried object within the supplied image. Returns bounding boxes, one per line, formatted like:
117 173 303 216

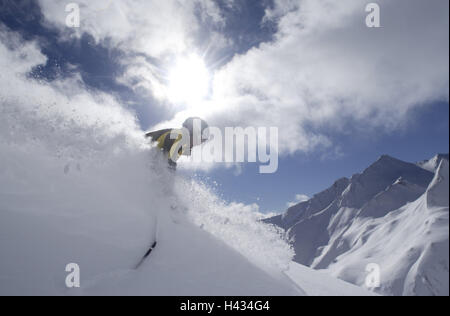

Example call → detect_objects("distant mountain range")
266 154 449 296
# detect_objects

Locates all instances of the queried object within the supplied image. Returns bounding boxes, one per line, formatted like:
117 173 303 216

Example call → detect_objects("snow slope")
418 154 449 173
285 262 378 296
0 33 301 296
0 203 301 296
266 155 449 296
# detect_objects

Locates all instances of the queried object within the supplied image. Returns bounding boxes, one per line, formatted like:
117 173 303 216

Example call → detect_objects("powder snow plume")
0 30 294 295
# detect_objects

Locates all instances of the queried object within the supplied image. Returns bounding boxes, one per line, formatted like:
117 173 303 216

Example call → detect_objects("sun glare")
167 54 210 105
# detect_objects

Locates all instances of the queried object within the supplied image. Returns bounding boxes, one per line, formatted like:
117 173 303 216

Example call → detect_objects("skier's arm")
145 129 172 141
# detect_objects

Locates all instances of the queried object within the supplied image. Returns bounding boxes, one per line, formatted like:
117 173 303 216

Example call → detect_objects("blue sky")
0 0 448 212
196 101 449 211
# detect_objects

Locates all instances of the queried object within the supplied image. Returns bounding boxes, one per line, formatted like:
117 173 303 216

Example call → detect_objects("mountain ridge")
266 154 449 296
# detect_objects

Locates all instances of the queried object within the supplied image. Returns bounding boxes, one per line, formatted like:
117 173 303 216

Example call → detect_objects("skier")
135 117 209 269
145 117 209 170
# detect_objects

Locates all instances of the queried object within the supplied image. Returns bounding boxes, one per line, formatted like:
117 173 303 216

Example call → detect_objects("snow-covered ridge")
418 153 449 173
267 154 449 296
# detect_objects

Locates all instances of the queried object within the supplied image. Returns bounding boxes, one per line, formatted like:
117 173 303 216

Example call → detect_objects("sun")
167 54 210 105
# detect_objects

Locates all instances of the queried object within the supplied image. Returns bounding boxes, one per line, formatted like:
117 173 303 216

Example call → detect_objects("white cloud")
37 0 230 61
35 0 449 160
37 0 230 110
205 0 449 155
38 0 217 56
0 26 144 157
287 194 309 207
0 27 47 73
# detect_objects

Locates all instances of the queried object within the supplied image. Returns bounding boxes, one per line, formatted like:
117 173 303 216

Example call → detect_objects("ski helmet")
182 117 209 145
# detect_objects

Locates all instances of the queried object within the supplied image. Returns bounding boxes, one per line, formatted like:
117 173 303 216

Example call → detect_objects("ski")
134 241 157 269
134 214 159 269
